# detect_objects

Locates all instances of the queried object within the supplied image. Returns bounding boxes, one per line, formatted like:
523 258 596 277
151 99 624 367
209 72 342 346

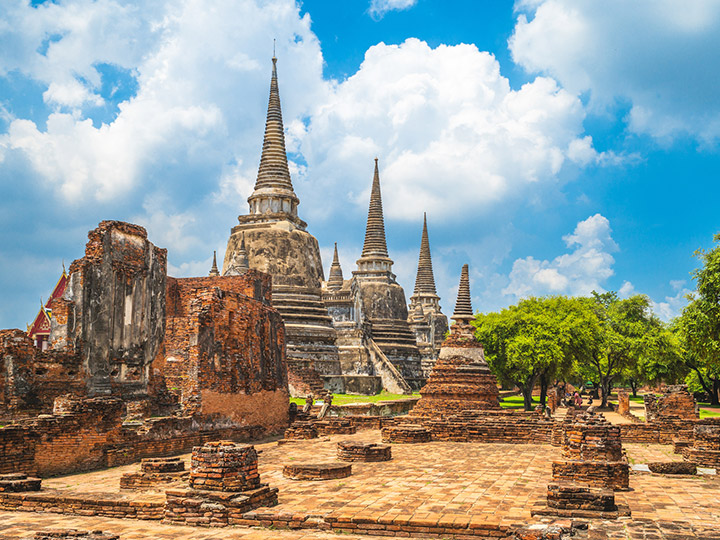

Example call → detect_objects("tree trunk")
521 384 534 411
629 379 638 398
516 372 540 412
712 376 720 406
690 365 715 402
539 372 549 407
601 377 613 408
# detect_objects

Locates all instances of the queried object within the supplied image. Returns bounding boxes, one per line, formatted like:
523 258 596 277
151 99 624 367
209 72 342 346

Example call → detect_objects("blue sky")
1 0 719 330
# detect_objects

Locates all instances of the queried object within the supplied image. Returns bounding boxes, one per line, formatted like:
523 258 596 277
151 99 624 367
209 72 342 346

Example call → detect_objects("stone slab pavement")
2 432 719 539
0 511 386 539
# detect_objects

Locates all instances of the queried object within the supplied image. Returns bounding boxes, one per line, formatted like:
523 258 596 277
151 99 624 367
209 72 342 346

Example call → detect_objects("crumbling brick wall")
644 384 698 422
151 272 288 430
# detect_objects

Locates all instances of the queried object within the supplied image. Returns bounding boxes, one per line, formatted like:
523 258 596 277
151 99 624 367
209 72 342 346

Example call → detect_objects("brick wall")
151 271 288 430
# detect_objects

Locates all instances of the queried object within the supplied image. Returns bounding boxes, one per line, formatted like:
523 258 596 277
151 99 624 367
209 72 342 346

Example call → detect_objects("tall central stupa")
222 56 340 381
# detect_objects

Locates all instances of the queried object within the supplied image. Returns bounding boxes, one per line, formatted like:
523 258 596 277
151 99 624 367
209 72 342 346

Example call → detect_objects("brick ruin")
644 384 698 422
119 457 188 490
282 462 352 481
410 264 500 418
1 221 165 416
535 411 630 519
336 441 392 462
152 273 288 427
164 441 278 526
0 220 289 477
684 418 720 468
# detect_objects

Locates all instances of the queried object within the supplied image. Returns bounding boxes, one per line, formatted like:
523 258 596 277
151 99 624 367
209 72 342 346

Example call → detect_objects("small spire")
223 234 250 276
62 260 66 275
237 233 249 271
413 212 438 296
327 242 344 291
451 264 474 325
209 251 220 277
360 158 389 259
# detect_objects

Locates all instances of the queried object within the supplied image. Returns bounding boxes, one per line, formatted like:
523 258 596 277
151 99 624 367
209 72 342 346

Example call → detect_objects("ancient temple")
222 56 341 382
410 264 500 417
27 267 67 350
407 213 448 376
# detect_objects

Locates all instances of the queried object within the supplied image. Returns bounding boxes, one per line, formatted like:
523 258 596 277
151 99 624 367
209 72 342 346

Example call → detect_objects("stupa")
407 213 448 376
350 160 423 388
410 264 500 417
222 56 340 379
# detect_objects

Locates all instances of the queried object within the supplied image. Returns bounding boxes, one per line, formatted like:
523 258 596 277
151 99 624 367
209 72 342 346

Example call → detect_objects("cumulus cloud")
503 214 617 299
652 280 692 322
0 0 326 206
510 0 720 142
368 0 417 20
302 38 598 223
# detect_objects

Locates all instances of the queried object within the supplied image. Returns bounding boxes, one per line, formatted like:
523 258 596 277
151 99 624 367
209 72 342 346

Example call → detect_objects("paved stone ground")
1 431 718 539
0 512 383 539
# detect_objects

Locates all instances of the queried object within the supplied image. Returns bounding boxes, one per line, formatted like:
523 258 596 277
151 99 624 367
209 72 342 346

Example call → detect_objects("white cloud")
618 280 635 297
510 0 720 142
302 38 596 223
652 280 691 322
368 0 417 20
503 214 617 298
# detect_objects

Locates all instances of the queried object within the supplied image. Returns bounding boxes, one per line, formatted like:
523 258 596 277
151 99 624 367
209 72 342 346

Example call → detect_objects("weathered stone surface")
282 462 351 481
61 221 167 399
337 441 392 462
647 461 697 475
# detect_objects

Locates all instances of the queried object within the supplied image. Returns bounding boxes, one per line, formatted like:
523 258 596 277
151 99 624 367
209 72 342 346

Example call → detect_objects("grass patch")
290 391 420 406
700 408 720 419
499 395 537 409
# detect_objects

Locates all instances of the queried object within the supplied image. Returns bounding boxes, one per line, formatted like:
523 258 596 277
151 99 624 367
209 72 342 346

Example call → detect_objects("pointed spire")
361 158 389 259
209 251 220 277
451 264 474 325
327 243 344 291
254 55 294 193
245 54 299 222
413 213 438 295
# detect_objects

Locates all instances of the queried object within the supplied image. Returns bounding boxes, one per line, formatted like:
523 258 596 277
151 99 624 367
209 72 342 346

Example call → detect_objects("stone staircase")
271 286 341 376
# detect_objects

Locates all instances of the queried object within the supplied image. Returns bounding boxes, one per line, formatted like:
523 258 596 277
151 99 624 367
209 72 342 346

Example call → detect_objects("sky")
1 0 719 330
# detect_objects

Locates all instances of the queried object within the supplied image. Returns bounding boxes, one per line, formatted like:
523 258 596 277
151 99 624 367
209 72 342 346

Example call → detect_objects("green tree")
584 292 663 408
474 296 596 411
624 326 685 397
676 236 720 404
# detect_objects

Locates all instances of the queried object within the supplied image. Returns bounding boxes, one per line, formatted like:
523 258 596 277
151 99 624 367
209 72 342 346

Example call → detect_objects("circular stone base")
282 462 352 481
381 425 432 443
337 441 392 462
